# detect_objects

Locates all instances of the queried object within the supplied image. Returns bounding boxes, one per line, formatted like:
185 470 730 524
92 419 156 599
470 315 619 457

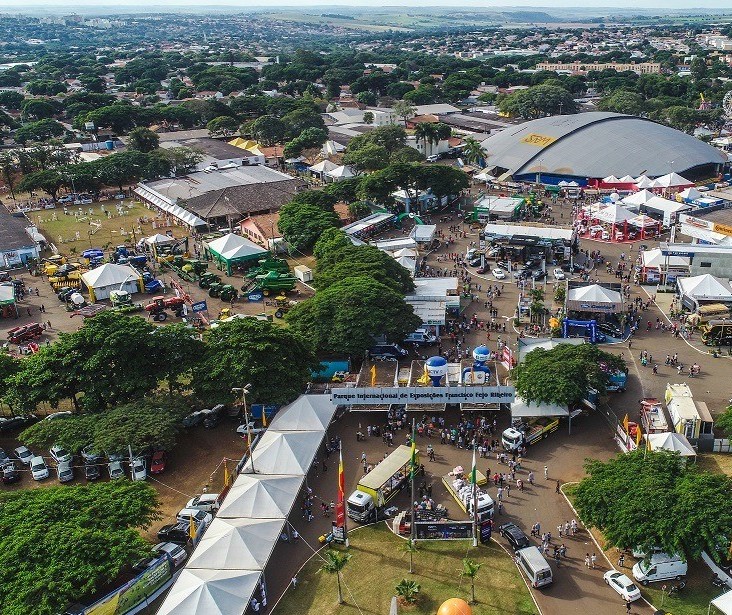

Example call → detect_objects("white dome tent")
157 569 262 615
80 263 142 302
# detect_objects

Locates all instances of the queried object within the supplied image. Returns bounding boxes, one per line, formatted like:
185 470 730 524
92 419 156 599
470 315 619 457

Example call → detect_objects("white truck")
442 471 494 522
502 417 559 452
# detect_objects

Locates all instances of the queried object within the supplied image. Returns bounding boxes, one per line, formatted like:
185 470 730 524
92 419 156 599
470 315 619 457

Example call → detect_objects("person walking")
591 552 597 569
618 553 625 568
291 576 298 588
585 553 591 568
528 471 535 485
544 465 548 480
625 599 632 614
556 479 561 494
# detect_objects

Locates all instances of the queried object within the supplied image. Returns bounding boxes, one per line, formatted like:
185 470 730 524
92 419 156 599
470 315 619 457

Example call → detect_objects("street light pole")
233 385 255 473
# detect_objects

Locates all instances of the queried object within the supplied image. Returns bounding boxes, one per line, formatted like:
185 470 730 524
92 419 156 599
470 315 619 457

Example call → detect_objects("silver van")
516 546 553 588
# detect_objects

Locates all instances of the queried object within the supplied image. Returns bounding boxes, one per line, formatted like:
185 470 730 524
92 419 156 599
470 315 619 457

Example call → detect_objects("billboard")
330 386 515 406
415 521 474 540
84 556 171 615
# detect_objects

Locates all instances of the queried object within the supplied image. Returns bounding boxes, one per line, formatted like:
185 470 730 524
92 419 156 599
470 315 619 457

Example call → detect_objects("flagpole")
410 418 416 545
472 446 478 547
339 447 349 547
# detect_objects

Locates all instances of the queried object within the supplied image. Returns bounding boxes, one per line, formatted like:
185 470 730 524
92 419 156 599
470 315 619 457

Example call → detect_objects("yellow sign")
713 222 732 237
520 133 557 147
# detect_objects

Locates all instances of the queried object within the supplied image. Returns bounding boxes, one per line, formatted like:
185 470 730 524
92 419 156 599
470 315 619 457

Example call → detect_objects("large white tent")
187 518 285 570
644 432 696 457
650 172 694 188
267 395 335 432
677 274 732 308
678 186 703 201
594 203 635 224
241 430 324 475
711 590 732 615
644 196 691 225
622 189 655 206
206 233 268 275
157 569 262 615
80 263 142 302
634 175 653 188
144 233 176 246
325 165 355 181
566 284 623 313
308 160 338 174
217 475 304 519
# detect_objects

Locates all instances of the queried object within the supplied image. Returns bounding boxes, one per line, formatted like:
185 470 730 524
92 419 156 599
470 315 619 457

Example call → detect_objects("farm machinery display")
208 283 238 302
267 295 298 318
145 296 186 321
241 258 297 296
159 256 208 282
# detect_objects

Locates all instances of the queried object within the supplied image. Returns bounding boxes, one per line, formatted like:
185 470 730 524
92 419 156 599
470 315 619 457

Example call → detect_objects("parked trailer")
441 470 494 521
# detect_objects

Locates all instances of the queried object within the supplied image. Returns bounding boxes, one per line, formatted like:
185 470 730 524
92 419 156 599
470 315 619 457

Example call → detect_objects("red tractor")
144 296 186 322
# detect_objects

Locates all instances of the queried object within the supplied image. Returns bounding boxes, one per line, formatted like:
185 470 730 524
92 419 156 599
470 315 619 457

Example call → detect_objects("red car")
150 450 166 474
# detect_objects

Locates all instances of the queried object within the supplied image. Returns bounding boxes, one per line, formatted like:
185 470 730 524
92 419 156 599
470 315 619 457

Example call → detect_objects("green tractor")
199 272 221 289
208 283 224 298
245 257 290 279
219 285 238 302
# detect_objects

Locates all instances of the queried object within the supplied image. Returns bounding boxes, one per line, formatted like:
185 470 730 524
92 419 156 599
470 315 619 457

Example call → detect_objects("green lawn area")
274 524 537 615
31 200 159 256
698 453 732 478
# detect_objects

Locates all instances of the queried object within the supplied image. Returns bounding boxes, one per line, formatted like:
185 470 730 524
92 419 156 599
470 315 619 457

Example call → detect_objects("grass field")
31 200 160 256
273 524 538 615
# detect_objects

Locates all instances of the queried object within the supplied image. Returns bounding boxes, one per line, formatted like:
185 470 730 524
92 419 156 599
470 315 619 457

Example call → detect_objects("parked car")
0 415 38 432
476 265 490 274
2 461 20 484
50 444 72 464
182 410 206 428
403 329 437 346
130 457 147 481
176 508 213 526
553 268 565 280
30 455 50 480
604 571 642 601
531 269 547 281
492 268 506 279
236 422 266 437
152 542 188 567
57 461 74 483
202 407 223 429
0 448 9 465
108 460 124 480
369 343 408 361
131 555 159 573
487 246 501 257
426 154 440 162
185 493 221 513
601 230 610 241
157 523 191 546
81 445 104 463
43 411 72 421
150 450 167 474
14 445 33 465
499 522 531 552
84 462 101 481
468 255 483 267
598 322 623 338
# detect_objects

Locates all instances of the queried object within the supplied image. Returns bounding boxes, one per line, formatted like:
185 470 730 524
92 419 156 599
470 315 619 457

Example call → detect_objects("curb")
559 482 658 612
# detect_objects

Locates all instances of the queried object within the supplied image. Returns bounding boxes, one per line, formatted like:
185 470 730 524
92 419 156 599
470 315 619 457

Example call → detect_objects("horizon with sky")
1 0 732 10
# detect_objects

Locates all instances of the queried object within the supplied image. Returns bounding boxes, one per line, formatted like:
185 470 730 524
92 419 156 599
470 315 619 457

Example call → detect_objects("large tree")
498 84 577 119
574 450 732 563
193 318 317 406
277 202 340 252
343 142 389 172
287 276 422 356
19 414 97 453
127 126 160 153
0 481 159 615
513 343 626 407
13 118 65 144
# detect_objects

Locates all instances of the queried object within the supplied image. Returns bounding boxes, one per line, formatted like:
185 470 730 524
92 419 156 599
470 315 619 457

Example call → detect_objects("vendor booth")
677 274 732 312
566 284 623 314
594 203 636 240
205 233 268 276
643 196 691 226
0 284 18 318
644 432 696 459
627 214 661 239
640 247 689 284
80 263 143 302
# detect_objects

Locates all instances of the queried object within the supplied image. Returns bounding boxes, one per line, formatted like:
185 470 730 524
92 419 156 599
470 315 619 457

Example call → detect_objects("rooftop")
0 206 36 251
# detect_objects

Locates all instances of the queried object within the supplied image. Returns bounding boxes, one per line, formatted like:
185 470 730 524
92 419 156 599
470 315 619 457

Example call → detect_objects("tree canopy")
498 84 577 119
277 201 340 252
513 343 626 406
0 481 159 615
574 450 732 563
287 276 421 356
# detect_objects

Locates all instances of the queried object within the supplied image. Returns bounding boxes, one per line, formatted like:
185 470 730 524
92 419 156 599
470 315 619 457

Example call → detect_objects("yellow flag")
622 414 629 434
370 364 376 387
188 513 196 540
635 423 642 446
261 407 267 428
223 462 230 487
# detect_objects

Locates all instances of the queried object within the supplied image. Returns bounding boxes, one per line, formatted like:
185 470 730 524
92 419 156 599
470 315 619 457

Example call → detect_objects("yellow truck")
347 445 417 523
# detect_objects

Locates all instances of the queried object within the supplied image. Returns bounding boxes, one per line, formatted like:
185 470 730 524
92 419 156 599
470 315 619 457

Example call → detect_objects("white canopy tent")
678 187 703 201
641 247 689 269
411 224 436 244
267 395 335 432
157 569 262 615
144 233 176 246
602 175 620 184
644 196 691 225
511 397 569 418
186 518 285 570
651 172 694 188
644 432 696 457
80 263 142 302
393 248 417 258
677 274 732 308
711 590 732 615
325 165 355 181
395 255 417 273
634 174 652 187
240 430 324 475
628 214 658 228
474 170 496 182
217 475 304 519
308 160 338 174
594 203 635 224
622 189 655 206
566 284 623 313
618 174 635 183
206 233 267 261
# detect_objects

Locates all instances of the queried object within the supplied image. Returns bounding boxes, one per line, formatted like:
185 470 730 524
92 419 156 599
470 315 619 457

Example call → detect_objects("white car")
604 570 641 602
108 460 124 480
236 423 266 437
176 508 213 526
553 268 566 280
492 268 506 279
30 455 50 480
130 457 147 481
152 542 188 567
186 493 221 513
43 411 72 421
57 460 74 483
14 446 33 465
601 230 610 241
50 444 72 464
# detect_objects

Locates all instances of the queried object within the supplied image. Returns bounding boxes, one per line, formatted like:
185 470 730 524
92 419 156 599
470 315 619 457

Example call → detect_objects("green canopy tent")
205 233 269 276
0 284 18 318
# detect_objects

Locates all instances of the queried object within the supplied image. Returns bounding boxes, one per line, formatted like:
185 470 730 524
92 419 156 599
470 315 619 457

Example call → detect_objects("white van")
516 546 553 588
632 553 687 585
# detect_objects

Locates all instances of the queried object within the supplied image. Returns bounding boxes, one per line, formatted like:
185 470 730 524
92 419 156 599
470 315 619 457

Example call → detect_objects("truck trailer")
502 417 559 452
441 470 494 522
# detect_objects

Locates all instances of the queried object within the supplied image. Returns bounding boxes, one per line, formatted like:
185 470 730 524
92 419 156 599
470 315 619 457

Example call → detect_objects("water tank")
104 140 115 150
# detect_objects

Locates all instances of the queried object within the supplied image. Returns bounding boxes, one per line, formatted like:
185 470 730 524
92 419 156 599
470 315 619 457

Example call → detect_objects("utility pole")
410 418 416 545
232 385 255 473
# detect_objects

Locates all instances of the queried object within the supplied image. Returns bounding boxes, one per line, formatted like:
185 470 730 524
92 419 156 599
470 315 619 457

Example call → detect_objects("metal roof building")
480 112 726 184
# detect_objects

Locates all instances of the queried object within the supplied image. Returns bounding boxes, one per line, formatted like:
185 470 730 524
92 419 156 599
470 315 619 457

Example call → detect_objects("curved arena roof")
480 112 726 180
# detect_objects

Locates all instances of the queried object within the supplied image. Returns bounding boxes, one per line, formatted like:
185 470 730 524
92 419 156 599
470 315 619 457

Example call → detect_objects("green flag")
470 446 477 484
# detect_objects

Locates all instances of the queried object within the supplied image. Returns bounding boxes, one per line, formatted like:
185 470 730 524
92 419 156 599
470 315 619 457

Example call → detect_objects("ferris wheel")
723 91 732 118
